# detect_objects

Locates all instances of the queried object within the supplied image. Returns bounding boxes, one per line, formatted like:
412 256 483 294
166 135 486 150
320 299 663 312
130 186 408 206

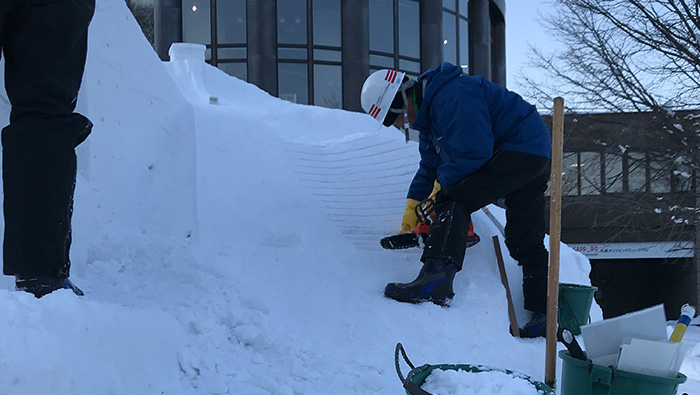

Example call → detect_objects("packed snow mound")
7 0 688 394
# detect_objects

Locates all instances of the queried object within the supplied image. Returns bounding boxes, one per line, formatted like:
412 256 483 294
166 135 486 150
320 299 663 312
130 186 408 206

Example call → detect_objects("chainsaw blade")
380 232 420 250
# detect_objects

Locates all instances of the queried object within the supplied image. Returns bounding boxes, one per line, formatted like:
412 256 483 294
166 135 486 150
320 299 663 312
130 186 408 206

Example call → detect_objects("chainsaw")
380 197 480 250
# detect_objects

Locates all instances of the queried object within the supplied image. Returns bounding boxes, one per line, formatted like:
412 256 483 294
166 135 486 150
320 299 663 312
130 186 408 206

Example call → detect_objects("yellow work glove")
428 180 441 203
401 198 421 233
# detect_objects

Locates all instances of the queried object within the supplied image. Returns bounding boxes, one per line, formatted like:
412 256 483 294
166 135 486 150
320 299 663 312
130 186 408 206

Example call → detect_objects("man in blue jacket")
361 63 552 337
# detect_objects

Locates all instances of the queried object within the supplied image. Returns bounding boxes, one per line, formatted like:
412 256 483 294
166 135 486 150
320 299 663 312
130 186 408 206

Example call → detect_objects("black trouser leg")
421 151 551 309
504 169 551 313
1 0 94 278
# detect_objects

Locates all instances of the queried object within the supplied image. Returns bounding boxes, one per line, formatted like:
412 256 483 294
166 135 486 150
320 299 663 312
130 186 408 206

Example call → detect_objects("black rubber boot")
384 258 458 306
16 275 84 298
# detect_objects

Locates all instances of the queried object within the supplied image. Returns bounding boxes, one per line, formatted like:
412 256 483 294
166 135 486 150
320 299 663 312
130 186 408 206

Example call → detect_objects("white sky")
505 0 555 94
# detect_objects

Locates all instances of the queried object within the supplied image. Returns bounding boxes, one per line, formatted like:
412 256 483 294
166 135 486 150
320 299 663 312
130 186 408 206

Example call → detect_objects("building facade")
154 0 507 111
543 111 698 320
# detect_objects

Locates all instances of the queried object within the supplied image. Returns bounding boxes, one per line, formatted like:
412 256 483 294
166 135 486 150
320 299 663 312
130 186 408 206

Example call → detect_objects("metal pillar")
247 0 278 96
154 0 183 61
342 0 369 112
491 8 506 86
468 0 491 80
420 0 443 72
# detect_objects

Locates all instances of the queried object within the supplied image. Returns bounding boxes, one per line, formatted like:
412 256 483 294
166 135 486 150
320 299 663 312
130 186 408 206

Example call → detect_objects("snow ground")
0 1 698 394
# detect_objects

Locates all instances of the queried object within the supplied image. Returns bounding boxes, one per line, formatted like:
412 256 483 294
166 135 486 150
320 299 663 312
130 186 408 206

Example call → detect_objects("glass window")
313 64 342 108
443 0 456 11
278 47 308 60
313 0 341 47
459 0 468 17
218 62 247 81
459 18 469 68
217 47 247 60
183 0 211 45
370 0 394 53
628 152 647 192
370 54 395 68
604 153 623 193
443 11 457 64
579 152 602 195
278 0 307 45
673 158 693 192
217 0 246 44
649 155 671 193
398 0 420 59
562 153 579 196
279 63 308 104
314 49 342 62
399 59 421 74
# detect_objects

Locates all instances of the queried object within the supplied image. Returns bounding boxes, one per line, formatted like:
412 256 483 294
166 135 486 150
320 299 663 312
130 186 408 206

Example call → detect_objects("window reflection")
399 59 420 73
279 63 308 104
314 49 342 62
604 153 623 193
218 62 247 81
313 0 341 47
217 0 246 44
279 47 308 60
183 0 211 45
218 47 247 59
278 0 307 45
459 0 468 17
628 152 646 192
370 54 394 68
562 153 579 196
459 18 469 68
579 152 602 195
314 64 343 108
673 157 693 192
443 11 457 64
650 155 671 193
370 0 394 53
443 0 456 11
398 0 419 58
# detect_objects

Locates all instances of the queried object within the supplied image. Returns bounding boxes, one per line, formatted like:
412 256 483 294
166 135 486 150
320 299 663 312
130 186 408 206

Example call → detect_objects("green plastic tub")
559 283 597 335
395 343 554 395
559 350 687 395
404 363 555 395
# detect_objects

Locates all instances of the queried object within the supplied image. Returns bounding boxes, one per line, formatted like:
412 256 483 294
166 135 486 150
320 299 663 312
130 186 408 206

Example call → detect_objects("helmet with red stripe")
360 69 406 126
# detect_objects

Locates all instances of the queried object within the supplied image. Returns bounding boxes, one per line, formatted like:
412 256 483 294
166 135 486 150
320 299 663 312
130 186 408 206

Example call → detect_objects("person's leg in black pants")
1 0 94 296
504 169 551 313
385 150 551 309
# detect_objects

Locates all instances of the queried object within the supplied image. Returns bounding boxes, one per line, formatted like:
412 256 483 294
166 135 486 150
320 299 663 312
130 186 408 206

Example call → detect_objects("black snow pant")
421 150 552 313
0 0 94 278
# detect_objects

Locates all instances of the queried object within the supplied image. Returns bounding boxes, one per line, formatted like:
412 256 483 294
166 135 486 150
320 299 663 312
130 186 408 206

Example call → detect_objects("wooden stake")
493 235 520 337
545 97 565 389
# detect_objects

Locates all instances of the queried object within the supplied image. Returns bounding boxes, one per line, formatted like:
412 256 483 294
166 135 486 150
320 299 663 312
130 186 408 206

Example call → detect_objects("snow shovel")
394 343 555 395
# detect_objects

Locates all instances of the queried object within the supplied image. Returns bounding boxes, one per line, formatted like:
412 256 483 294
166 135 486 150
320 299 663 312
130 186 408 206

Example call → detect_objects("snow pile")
0 0 697 394
422 369 546 395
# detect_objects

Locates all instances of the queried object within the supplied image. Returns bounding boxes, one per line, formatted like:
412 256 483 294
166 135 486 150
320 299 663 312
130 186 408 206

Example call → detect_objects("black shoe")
384 259 458 306
520 312 547 338
15 276 84 298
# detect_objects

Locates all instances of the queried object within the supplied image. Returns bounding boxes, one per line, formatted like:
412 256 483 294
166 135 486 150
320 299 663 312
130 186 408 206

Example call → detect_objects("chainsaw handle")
414 197 435 224
395 343 434 395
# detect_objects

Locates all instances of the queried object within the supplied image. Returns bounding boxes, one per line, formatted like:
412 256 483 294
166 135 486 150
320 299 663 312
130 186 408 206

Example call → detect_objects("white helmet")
360 69 406 125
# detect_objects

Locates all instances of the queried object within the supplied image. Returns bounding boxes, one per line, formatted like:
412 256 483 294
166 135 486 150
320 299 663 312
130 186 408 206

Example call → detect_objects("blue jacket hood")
412 62 464 132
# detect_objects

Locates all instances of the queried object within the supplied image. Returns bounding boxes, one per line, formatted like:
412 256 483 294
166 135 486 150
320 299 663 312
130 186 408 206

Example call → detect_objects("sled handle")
395 343 434 395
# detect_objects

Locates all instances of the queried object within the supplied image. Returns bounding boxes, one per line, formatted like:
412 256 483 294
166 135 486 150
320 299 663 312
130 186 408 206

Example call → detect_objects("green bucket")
559 350 687 395
559 283 597 335
396 343 554 395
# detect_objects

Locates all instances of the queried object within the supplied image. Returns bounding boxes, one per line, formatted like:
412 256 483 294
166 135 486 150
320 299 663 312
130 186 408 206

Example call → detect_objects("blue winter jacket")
407 62 552 200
